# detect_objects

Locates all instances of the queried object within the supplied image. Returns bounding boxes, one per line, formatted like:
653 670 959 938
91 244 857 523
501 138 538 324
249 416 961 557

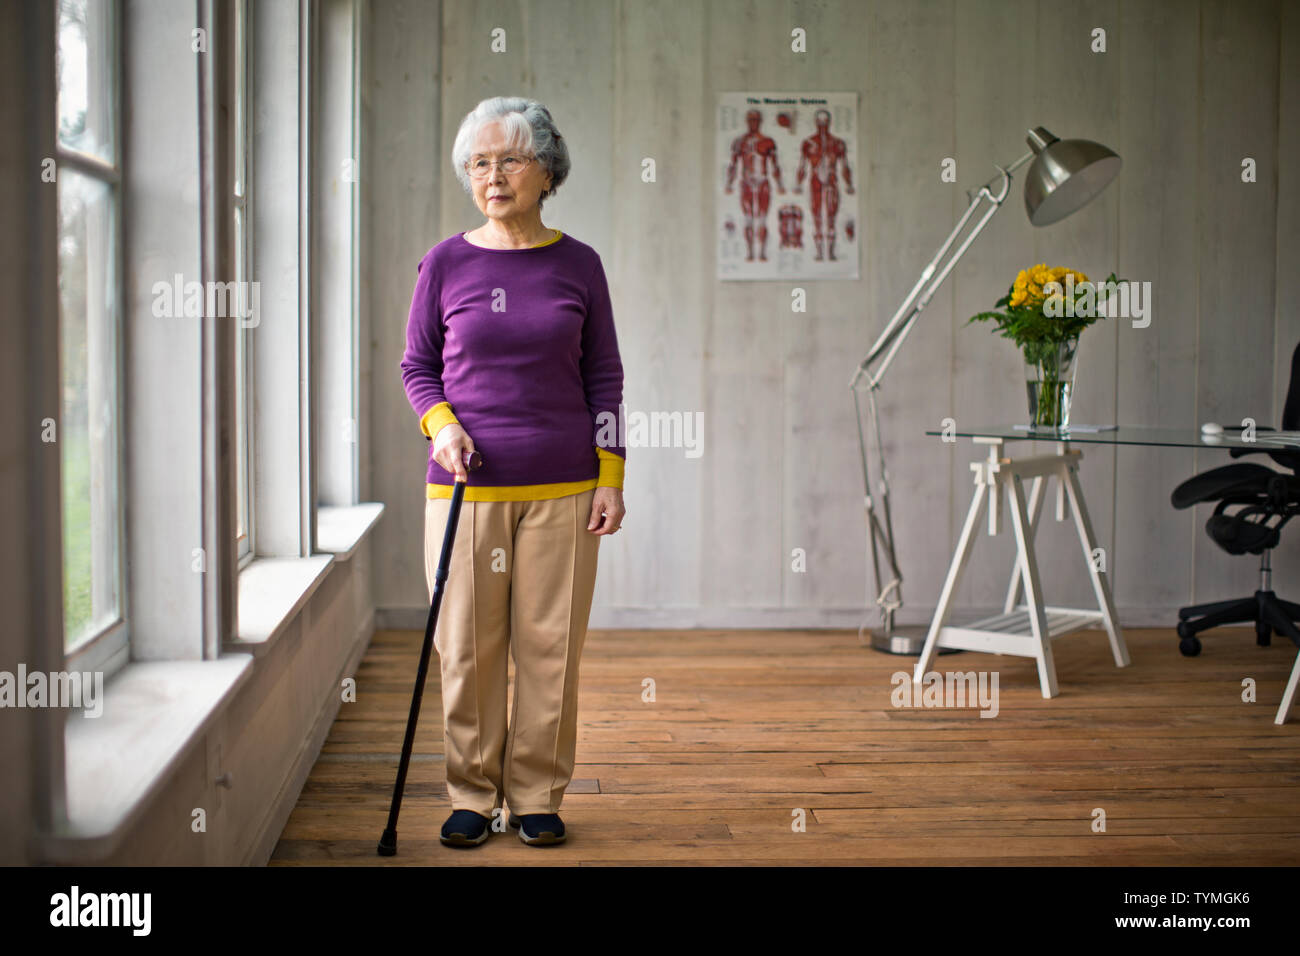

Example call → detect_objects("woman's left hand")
588 487 625 535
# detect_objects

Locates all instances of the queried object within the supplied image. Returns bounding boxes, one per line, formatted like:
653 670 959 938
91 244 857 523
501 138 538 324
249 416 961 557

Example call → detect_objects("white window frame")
316 0 362 509
235 0 256 570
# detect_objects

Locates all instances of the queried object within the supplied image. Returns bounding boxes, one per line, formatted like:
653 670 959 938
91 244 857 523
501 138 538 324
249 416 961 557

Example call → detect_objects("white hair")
451 96 570 208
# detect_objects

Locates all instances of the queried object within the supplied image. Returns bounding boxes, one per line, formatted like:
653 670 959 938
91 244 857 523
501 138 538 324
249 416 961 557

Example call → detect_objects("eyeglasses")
466 155 532 179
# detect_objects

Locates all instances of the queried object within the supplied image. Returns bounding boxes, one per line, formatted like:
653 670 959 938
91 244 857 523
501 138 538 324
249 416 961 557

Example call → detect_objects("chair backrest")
1263 339 1300 473
1284 339 1300 432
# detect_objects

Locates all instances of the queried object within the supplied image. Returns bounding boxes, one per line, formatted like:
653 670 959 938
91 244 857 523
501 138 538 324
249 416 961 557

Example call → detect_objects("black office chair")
1170 340 1300 659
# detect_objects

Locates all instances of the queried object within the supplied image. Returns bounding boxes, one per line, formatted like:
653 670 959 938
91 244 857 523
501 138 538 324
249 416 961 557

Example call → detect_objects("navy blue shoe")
440 809 492 847
508 813 566 845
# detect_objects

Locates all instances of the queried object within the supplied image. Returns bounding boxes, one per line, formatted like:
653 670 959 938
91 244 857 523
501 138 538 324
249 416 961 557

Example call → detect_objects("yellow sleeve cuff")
596 447 625 489
420 401 460 441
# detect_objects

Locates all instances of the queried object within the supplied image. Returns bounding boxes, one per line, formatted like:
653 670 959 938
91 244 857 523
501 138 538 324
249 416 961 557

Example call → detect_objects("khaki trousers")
423 486 600 817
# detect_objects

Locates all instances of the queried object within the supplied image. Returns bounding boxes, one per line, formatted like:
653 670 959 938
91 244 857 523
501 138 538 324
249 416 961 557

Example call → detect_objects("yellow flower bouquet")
967 263 1124 428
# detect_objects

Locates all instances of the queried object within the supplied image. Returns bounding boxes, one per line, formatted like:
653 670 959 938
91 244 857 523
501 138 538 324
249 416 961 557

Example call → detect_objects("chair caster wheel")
1179 635 1201 657
1176 620 1194 639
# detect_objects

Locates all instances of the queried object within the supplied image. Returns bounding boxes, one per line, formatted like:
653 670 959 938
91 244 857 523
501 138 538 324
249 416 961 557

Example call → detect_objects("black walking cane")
378 447 482 857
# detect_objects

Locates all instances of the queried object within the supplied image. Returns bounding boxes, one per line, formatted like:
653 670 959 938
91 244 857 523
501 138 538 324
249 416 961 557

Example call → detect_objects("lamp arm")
969 149 1033 203
850 162 1018 391
850 195 984 386
848 157 1021 640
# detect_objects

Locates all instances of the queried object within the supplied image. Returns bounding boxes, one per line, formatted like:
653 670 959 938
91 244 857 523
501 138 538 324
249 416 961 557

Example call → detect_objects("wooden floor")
270 625 1300 865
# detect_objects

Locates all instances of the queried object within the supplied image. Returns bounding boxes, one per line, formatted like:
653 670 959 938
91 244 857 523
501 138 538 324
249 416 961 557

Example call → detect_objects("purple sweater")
401 231 626 489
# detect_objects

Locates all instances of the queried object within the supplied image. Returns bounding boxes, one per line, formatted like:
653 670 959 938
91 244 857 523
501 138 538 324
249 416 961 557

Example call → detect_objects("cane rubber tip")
377 830 397 856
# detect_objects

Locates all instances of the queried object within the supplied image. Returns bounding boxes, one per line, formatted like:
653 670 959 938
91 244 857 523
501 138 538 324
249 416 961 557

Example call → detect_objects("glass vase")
1023 336 1079 429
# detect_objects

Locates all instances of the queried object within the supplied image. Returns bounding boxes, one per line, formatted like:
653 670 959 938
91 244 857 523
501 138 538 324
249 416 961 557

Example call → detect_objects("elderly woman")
400 96 626 849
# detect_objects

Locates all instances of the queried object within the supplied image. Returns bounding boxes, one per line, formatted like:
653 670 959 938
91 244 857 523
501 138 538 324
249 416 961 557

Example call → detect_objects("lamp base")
862 623 965 656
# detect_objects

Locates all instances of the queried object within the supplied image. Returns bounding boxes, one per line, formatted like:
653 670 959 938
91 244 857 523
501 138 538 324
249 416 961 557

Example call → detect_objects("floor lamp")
850 126 1122 655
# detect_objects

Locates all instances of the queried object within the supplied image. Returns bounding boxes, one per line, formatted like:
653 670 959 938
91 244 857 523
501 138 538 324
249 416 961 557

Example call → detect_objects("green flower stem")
1037 375 1061 426
1031 343 1069 427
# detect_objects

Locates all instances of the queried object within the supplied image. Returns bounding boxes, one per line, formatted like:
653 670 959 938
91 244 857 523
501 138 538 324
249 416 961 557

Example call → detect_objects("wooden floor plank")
269 626 1300 865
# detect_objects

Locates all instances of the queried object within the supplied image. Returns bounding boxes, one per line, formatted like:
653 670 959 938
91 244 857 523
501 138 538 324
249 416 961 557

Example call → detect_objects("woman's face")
467 121 553 223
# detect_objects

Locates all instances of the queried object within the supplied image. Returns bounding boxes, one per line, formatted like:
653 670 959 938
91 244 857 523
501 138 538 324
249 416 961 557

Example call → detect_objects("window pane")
58 170 121 650
235 0 250 556
234 0 246 197
56 0 115 162
236 208 248 552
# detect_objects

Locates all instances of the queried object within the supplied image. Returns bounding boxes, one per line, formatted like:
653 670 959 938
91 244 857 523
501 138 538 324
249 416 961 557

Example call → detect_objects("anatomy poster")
717 92 860 280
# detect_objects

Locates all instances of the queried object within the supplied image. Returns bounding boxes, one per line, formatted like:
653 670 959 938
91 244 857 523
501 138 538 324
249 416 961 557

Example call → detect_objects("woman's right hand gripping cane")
433 423 478 483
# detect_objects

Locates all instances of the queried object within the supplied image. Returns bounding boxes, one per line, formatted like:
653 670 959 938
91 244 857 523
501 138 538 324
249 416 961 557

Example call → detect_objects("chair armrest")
1228 434 1300 472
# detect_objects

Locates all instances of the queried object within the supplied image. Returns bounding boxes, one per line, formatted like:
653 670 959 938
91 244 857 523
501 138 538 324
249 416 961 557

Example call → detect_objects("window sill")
37 509 386 862
38 655 254 863
226 555 334 658
230 504 383 657
317 501 385 561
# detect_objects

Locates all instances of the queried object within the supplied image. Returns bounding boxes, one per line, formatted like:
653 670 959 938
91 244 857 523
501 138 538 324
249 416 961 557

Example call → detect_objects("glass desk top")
921 424 1300 451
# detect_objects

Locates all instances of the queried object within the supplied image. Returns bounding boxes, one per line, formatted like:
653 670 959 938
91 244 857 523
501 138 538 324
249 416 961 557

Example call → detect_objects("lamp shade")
1022 126 1121 226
